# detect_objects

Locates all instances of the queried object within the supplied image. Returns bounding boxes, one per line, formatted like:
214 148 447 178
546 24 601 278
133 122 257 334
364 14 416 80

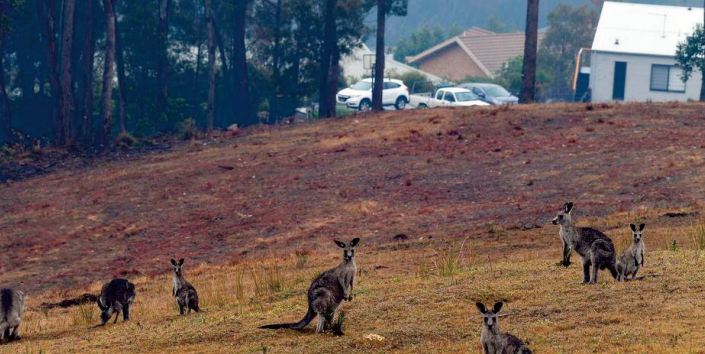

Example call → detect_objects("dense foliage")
0 0 369 148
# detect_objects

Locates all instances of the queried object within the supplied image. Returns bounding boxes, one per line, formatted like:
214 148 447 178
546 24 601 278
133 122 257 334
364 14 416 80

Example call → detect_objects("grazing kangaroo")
476 302 531 354
260 238 359 333
170 258 200 315
97 279 136 325
0 288 25 342
552 202 618 284
617 223 645 281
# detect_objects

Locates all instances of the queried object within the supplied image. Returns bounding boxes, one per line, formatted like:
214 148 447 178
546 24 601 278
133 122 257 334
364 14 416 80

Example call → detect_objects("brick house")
406 27 545 82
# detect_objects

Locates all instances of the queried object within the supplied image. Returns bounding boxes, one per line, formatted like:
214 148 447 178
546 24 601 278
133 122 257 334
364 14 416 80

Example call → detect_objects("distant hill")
376 0 703 46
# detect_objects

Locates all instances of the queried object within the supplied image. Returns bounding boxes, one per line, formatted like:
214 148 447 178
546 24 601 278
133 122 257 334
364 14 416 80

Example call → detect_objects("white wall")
590 51 703 102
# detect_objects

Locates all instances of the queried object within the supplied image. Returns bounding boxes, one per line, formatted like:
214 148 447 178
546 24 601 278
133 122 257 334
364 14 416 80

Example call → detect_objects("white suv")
336 78 409 111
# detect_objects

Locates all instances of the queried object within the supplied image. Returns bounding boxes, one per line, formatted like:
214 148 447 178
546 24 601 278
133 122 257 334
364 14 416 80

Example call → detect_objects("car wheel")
418 103 428 109
395 96 408 110
359 99 372 112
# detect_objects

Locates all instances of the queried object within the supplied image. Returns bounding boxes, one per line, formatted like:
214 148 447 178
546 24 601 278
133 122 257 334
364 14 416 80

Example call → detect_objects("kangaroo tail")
259 305 316 330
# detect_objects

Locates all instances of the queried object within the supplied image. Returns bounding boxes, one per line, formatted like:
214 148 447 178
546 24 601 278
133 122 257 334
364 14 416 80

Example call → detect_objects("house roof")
341 44 443 82
592 1 704 57
406 28 545 77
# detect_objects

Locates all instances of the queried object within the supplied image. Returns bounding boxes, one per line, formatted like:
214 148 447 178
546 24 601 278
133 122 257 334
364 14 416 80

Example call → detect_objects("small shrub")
331 310 345 336
434 238 469 278
233 268 245 302
670 240 679 252
265 264 283 294
115 131 138 149
294 249 309 269
177 118 199 140
71 303 95 327
690 221 705 251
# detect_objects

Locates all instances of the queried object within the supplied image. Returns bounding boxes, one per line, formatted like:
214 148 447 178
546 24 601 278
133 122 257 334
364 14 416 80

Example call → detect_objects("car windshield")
481 85 511 97
455 92 480 102
350 81 372 90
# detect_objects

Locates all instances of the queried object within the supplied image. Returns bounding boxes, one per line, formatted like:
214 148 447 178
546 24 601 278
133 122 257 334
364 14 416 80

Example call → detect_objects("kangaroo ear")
639 223 645 231
334 240 346 248
178 258 185 266
475 302 486 314
493 302 504 313
564 202 574 213
350 238 360 247
170 259 177 266
629 224 637 232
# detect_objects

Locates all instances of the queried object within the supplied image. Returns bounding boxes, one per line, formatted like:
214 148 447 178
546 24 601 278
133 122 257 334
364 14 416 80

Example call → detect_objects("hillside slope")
3 103 705 352
3 103 705 291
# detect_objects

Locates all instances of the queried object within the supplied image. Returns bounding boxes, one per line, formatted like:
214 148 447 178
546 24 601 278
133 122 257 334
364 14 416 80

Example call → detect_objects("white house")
340 44 443 84
590 2 703 102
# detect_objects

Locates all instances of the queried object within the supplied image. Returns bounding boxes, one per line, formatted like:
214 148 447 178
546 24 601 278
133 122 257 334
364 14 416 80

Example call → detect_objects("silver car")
459 83 519 105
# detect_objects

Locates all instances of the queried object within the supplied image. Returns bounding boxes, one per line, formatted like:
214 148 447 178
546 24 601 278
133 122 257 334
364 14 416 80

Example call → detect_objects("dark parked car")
459 83 518 105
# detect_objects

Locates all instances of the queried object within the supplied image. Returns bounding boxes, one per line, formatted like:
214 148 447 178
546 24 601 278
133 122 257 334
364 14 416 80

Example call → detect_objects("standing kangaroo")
617 223 645 281
476 302 531 354
170 258 200 315
0 288 25 342
552 202 618 284
260 238 359 333
97 278 136 325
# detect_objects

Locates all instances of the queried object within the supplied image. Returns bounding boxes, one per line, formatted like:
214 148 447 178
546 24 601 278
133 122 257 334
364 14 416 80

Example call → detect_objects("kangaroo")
260 238 359 333
552 202 618 284
0 288 25 342
476 302 531 354
617 223 645 281
97 278 136 325
170 258 200 315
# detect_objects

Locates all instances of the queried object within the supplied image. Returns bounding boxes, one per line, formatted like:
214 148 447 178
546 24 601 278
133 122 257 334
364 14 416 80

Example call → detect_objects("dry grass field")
3 103 705 353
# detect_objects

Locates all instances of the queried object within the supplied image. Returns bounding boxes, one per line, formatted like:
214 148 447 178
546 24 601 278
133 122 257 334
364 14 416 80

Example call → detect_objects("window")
443 92 456 102
383 82 400 90
436 90 444 100
650 65 686 92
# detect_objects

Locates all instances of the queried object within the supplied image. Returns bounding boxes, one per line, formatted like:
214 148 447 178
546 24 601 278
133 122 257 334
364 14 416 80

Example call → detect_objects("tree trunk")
100 0 116 148
213 18 229 72
701 0 705 102
40 0 62 145
205 0 215 132
59 0 77 147
233 0 254 126
0 37 11 142
327 47 340 117
79 0 96 145
318 0 336 118
372 0 385 111
115 7 128 133
520 0 539 104
268 0 283 122
157 0 171 119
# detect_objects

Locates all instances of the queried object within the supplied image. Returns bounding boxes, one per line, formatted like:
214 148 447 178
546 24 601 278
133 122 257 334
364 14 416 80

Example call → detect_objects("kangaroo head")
552 202 574 226
476 302 503 334
629 223 645 243
170 258 185 276
97 298 112 324
334 238 360 262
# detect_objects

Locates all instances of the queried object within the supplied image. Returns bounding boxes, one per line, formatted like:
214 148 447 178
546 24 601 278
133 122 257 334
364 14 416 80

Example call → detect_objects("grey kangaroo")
617 223 645 281
97 278 136 325
260 238 359 333
476 302 531 354
170 258 200 315
0 288 25 343
552 202 618 283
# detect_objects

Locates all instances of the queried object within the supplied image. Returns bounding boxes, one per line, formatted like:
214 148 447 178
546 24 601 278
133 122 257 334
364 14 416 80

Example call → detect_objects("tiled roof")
407 27 546 76
458 31 546 74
